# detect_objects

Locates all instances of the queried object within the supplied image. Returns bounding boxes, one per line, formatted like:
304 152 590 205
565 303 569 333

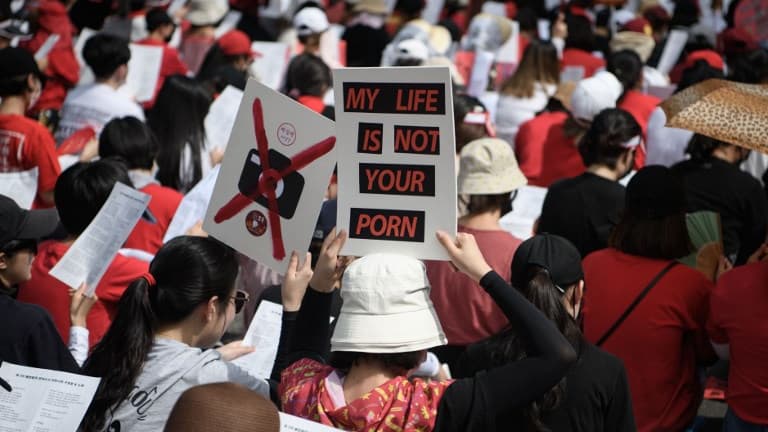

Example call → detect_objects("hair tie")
142 272 156 287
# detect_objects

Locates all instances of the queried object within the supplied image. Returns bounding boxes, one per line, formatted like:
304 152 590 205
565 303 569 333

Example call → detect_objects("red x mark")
214 98 336 260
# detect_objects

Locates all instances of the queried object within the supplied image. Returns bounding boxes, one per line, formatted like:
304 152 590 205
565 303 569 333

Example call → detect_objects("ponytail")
81 278 155 431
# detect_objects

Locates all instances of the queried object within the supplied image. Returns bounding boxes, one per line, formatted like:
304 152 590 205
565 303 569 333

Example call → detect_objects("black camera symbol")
238 149 305 219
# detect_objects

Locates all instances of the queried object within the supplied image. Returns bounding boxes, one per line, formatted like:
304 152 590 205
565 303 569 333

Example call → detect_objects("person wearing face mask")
136 8 189 109
0 46 60 208
426 138 527 366
537 108 641 258
453 234 636 431
672 134 768 265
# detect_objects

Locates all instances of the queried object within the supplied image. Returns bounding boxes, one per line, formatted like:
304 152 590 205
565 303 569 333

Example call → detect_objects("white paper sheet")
537 19 550 41
49 182 150 295
499 185 547 240
164 165 220 243
250 42 291 90
0 362 100 432
279 412 344 431
0 168 38 209
167 0 187 17
657 30 689 76
206 86 244 150
119 43 164 102
75 28 97 85
214 10 243 39
34 33 60 61
421 0 446 24
232 300 283 379
467 50 495 97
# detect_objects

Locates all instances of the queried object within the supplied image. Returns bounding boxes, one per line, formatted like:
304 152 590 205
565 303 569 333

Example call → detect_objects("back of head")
607 49 643 92
578 108 641 168
0 47 42 97
83 33 131 79
284 53 331 97
728 48 768 84
99 117 158 170
83 236 239 431
565 14 594 52
502 40 560 98
676 60 724 93
165 383 280 432
685 133 730 161
146 7 173 32
453 94 488 151
609 165 691 259
54 159 132 236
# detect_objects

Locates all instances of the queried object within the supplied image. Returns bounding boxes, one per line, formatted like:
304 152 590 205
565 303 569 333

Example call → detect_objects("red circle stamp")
277 122 296 146
245 210 268 237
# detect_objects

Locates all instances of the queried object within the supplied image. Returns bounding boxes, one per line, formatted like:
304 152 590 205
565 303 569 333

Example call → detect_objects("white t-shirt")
495 82 556 147
55 82 145 144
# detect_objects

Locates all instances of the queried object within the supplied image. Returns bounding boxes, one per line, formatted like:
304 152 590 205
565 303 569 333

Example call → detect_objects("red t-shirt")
18 240 148 347
582 249 715 432
124 183 183 254
619 90 660 169
136 38 190 109
0 114 61 208
426 226 521 346
707 261 768 424
561 48 606 78
515 111 585 187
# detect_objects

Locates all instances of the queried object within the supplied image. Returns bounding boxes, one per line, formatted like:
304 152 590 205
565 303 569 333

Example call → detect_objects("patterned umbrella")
735 0 768 43
660 79 768 154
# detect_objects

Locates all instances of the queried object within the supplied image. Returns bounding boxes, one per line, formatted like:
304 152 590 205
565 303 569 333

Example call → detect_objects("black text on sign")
343 83 446 115
350 208 425 242
359 163 435 196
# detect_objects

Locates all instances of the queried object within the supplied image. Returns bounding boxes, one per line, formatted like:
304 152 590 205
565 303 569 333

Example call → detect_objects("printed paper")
0 168 38 209
232 300 283 379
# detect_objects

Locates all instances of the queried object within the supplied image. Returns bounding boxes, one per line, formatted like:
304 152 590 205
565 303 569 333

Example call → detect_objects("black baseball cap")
511 233 584 291
0 46 43 82
0 195 59 247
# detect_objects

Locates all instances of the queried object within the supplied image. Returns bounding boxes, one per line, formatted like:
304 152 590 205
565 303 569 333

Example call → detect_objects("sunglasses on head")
230 290 249 314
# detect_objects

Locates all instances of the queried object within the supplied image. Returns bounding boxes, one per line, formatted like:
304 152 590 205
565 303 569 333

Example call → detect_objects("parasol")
659 79 768 154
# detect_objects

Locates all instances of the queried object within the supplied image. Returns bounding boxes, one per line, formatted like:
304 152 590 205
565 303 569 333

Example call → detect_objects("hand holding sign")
309 229 348 293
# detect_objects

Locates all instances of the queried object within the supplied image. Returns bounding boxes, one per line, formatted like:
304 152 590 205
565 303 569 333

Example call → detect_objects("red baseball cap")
218 30 261 59
683 49 724 71
621 17 653 36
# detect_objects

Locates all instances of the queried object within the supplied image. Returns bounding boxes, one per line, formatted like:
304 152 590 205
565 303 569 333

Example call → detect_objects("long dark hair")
149 75 212 192
501 40 560 98
485 266 581 432
80 236 239 431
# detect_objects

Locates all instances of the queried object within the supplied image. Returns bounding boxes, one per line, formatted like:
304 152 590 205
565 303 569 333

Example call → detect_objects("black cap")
511 233 584 291
146 8 174 32
0 195 59 247
0 46 42 81
625 165 686 220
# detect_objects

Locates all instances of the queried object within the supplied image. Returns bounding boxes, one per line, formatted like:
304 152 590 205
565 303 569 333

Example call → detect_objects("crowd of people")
1 0 767 430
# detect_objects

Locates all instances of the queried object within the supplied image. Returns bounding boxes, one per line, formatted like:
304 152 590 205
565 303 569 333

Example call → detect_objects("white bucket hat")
186 0 229 26
570 71 623 122
458 138 527 195
331 254 447 353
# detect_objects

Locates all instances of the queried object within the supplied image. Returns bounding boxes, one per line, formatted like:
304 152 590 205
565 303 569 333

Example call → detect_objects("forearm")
286 288 333 363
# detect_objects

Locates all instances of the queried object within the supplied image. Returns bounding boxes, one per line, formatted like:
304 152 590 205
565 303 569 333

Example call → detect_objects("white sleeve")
68 326 90 367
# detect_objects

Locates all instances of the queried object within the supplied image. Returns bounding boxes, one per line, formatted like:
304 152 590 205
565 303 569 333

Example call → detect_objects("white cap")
395 38 430 62
570 71 624 122
186 0 229 26
293 7 329 36
331 254 447 353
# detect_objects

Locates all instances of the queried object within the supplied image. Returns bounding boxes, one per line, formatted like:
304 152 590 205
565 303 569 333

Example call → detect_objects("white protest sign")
0 362 100 432
333 67 457 260
249 42 291 90
206 86 244 150
50 182 150 294
203 79 337 273
499 185 547 240
233 300 283 378
279 412 344 431
657 30 689 76
34 33 60 61
0 168 38 209
214 10 243 39
120 43 164 102
164 166 220 243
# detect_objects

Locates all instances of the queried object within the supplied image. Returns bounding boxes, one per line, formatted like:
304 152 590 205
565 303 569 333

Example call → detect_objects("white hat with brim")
331 254 447 353
458 137 527 195
570 71 623 123
293 6 330 36
186 0 229 26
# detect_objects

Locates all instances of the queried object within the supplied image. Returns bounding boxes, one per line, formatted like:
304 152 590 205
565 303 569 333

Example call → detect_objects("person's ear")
204 296 221 322
575 280 584 305
0 252 8 271
26 74 40 92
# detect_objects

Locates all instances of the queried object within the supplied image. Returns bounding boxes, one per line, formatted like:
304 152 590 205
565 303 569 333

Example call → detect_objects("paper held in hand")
50 182 150 295
203 79 337 273
0 362 100 432
333 66 458 260
232 300 283 379
0 168 38 209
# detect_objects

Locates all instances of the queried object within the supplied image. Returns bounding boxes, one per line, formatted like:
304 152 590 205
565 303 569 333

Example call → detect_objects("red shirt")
0 114 61 208
561 48 606 78
426 226 521 345
514 111 585 187
136 37 190 109
124 183 183 254
707 261 768 424
582 249 715 432
18 240 148 347
619 90 660 169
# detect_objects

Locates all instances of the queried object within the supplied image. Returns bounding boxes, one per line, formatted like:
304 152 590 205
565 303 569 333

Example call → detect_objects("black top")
673 157 768 264
278 271 577 431
0 293 79 373
342 25 390 67
454 337 636 432
537 172 626 258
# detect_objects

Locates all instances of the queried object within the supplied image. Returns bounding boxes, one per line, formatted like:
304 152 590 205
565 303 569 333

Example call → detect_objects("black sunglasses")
230 290 249 314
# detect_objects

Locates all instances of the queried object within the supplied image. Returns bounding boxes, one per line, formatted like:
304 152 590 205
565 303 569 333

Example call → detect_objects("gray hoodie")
102 338 269 431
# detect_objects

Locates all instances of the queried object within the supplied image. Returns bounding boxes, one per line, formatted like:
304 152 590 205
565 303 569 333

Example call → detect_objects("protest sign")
333 66 457 260
0 168 38 209
206 86 244 150
50 182 150 295
249 42 291 90
164 166 220 243
203 80 337 273
0 362 100 432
